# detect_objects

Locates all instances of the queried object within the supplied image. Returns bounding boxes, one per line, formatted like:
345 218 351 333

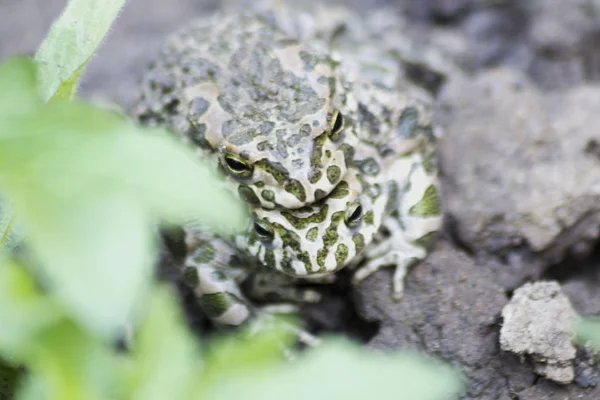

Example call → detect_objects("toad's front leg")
182 238 255 327
352 150 442 300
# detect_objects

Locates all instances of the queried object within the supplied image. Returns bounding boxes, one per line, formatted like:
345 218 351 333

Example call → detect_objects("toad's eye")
254 220 274 241
345 201 363 228
224 154 253 178
329 110 345 137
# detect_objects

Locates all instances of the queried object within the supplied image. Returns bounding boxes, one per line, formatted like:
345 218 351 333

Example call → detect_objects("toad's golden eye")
253 219 274 241
223 154 253 178
344 201 363 228
329 110 345 137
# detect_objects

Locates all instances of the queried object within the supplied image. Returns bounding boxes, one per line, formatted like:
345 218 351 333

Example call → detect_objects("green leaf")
34 0 127 101
0 57 249 337
0 201 19 255
195 319 294 395
121 285 200 400
14 373 46 400
14 322 117 400
201 339 465 400
0 259 63 358
0 57 41 120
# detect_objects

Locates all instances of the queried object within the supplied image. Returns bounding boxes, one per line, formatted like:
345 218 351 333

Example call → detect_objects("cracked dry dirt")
3 0 600 398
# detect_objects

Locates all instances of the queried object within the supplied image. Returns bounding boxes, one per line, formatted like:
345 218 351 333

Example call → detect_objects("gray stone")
500 281 578 384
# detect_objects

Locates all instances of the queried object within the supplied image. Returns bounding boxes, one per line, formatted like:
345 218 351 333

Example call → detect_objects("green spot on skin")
327 165 341 184
306 227 319 242
261 189 275 202
199 292 232 318
255 181 265 188
352 233 365 254
188 122 212 150
298 252 313 274
189 97 209 118
309 169 322 184
281 204 329 230
182 266 200 288
325 149 331 158
408 185 441 217
310 132 327 169
422 154 437 175
317 247 328 271
192 243 216 264
330 211 345 225
335 244 349 265
254 159 287 186
284 179 307 202
270 225 313 274
415 231 438 249
211 270 228 281
323 226 339 247
238 185 261 206
280 252 295 275
264 249 276 270
357 158 380 176
364 211 374 225
397 107 419 138
274 225 302 251
299 50 317 71
329 180 349 199
253 160 307 203
256 141 271 151
314 188 326 201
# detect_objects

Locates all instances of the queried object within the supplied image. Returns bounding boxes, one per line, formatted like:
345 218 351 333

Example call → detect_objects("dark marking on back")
326 165 341 184
188 97 209 118
335 244 349 265
187 122 212 150
182 266 200 288
239 185 261 206
306 227 319 242
314 188 327 201
357 157 380 176
329 181 350 199
352 233 365 254
397 107 419 138
261 189 275 203
199 292 237 318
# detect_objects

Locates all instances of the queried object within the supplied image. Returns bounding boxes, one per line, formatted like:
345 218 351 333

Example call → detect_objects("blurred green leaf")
121 285 200 400
14 322 116 400
201 339 465 400
0 57 249 337
193 318 294 397
0 259 62 358
34 0 126 101
0 57 41 123
14 373 46 400
0 201 19 255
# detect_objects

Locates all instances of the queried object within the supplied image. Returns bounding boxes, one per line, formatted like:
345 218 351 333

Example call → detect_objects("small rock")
500 281 578 384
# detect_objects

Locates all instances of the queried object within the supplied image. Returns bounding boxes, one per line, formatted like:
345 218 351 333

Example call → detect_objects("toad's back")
134 12 356 210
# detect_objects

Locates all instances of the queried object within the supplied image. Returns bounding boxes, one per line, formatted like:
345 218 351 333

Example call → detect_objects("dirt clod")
500 281 578 384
